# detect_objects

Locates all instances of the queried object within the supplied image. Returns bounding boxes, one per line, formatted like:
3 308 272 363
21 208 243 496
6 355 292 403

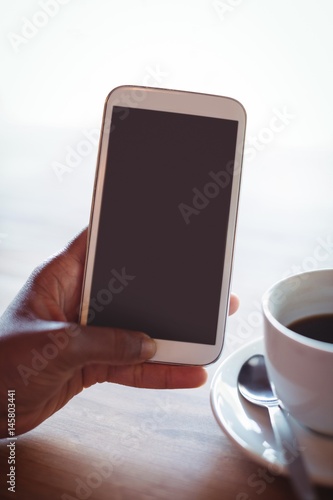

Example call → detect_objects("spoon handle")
268 405 318 500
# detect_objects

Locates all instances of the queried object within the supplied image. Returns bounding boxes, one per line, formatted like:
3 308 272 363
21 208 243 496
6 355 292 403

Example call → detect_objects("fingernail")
140 336 157 359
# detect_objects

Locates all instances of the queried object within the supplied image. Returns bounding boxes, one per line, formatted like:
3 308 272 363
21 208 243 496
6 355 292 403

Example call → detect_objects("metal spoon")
237 354 318 500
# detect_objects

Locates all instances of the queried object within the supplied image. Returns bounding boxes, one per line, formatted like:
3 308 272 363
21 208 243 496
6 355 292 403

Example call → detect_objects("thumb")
56 323 157 367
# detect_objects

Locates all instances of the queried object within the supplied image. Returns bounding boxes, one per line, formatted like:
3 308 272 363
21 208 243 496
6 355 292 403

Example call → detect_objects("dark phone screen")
88 106 238 344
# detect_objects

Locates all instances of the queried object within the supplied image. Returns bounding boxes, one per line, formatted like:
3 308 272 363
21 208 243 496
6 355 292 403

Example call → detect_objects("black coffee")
287 314 333 344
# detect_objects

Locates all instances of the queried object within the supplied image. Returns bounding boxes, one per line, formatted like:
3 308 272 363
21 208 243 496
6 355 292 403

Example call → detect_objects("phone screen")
87 106 238 345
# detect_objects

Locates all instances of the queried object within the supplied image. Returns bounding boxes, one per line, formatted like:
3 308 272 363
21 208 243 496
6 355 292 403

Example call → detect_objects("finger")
81 362 208 390
229 293 239 316
61 227 88 266
63 324 157 366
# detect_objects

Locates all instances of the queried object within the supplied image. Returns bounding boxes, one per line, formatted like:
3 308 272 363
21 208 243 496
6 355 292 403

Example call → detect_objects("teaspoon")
237 354 318 500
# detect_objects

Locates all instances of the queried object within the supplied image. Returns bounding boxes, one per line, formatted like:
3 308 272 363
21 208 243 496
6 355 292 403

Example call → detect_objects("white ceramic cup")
262 268 333 436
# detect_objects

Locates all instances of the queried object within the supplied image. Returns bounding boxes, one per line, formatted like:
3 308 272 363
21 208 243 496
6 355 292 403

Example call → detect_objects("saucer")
210 337 333 487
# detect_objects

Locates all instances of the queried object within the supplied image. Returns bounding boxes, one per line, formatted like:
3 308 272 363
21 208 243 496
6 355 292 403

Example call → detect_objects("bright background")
1 0 332 357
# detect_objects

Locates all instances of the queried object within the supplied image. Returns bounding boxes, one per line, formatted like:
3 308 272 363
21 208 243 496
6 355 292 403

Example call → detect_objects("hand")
0 229 239 437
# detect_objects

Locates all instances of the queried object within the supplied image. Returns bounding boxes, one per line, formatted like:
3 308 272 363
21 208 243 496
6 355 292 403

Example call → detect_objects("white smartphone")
80 85 246 365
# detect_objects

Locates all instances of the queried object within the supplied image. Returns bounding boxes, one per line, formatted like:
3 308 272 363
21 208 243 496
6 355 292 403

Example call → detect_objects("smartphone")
80 86 246 365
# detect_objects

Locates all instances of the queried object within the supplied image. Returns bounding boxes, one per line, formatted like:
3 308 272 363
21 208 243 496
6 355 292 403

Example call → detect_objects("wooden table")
0 137 332 499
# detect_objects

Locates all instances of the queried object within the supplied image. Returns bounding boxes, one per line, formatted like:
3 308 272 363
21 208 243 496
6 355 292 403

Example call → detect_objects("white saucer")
210 337 333 487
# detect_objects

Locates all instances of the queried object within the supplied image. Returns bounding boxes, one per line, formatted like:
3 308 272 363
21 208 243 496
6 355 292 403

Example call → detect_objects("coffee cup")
262 268 333 435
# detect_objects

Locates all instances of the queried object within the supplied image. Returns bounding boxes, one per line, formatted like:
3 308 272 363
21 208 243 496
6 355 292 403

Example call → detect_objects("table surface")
0 139 332 499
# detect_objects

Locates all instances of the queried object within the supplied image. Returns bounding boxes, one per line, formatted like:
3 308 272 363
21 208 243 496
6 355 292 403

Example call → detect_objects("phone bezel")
80 85 246 366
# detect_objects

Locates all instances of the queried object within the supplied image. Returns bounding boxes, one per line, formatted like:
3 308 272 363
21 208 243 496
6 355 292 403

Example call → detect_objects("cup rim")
262 268 333 352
